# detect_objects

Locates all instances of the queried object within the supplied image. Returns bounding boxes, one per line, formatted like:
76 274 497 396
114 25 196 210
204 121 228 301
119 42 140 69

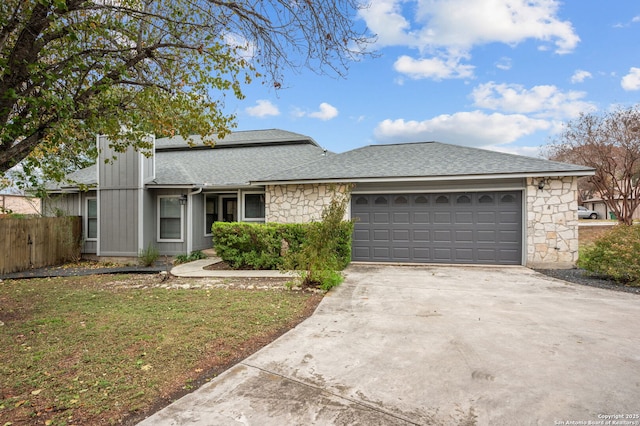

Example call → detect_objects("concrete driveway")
138 265 640 425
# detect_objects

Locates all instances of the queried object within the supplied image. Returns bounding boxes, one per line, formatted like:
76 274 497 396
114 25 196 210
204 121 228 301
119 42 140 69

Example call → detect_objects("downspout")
95 134 101 257
186 187 203 254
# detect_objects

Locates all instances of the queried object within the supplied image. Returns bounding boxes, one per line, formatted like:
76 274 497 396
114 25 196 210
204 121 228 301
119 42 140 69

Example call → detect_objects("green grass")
0 275 320 425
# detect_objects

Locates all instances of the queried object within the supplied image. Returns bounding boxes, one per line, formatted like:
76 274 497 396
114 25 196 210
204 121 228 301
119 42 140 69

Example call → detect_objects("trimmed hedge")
211 222 353 270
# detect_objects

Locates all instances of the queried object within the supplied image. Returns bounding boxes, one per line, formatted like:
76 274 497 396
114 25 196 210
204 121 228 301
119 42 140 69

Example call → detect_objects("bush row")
211 221 353 271
578 224 640 285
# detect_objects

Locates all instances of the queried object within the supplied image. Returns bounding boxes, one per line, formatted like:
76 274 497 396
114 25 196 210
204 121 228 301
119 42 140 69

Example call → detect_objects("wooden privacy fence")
0 216 82 275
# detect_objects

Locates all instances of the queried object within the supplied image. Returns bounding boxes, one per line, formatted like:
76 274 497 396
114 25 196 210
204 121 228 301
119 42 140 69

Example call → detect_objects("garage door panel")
393 212 410 223
392 229 410 241
353 246 371 258
413 212 430 224
477 249 497 261
499 230 520 243
353 229 370 242
352 191 522 265
413 247 430 260
373 229 390 241
477 211 496 223
353 212 370 224
455 248 473 262
433 212 451 224
499 211 520 224
455 230 473 242
498 249 520 263
373 212 390 224
455 211 473 224
477 230 496 243
433 229 451 242
433 248 452 261
392 247 410 261
413 229 430 242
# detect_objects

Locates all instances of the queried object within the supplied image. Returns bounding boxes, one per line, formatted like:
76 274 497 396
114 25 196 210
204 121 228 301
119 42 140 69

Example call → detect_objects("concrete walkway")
170 258 295 278
139 264 640 425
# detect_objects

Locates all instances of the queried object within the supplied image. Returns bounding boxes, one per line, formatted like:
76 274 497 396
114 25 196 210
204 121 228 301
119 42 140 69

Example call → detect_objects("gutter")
251 170 596 186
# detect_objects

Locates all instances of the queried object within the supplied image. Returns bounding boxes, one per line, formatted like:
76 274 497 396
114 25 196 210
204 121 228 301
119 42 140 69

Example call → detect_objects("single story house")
582 197 640 221
0 194 41 215
46 129 594 268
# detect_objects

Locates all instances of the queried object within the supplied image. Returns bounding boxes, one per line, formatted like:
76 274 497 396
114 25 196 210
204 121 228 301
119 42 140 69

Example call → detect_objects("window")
479 194 494 204
244 193 265 220
205 195 218 235
394 196 408 205
436 195 449 204
158 196 183 241
355 196 368 205
374 196 388 205
414 195 428 204
86 198 97 240
501 194 516 203
456 195 471 204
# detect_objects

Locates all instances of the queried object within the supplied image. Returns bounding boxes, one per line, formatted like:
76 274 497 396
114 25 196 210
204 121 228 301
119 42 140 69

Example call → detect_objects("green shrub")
282 191 355 290
139 244 160 267
174 250 207 265
578 224 640 285
211 212 353 278
212 222 308 270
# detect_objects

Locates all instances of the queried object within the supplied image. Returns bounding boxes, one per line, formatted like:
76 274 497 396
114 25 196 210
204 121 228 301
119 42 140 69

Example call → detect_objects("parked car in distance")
578 205 599 219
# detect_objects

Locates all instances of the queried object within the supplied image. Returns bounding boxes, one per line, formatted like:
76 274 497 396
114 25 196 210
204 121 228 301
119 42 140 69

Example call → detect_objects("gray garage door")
351 191 522 265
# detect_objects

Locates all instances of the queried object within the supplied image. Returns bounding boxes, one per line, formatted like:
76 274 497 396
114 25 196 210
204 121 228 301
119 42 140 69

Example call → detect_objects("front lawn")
0 274 321 425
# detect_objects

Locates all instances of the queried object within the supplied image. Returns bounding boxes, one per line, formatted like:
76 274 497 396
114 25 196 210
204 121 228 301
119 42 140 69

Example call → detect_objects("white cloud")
308 103 339 121
488 144 545 158
570 70 592 84
361 0 579 54
245 100 280 117
621 67 640 91
471 82 595 119
495 57 512 71
373 111 550 147
394 55 474 80
358 0 414 46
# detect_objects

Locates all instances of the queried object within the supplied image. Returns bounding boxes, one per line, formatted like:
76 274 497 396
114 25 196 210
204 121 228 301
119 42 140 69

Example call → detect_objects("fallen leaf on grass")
14 400 27 407
31 389 42 395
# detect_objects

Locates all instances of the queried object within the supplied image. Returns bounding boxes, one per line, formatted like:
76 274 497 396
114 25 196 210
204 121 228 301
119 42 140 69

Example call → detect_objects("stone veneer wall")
526 176 579 268
265 183 349 223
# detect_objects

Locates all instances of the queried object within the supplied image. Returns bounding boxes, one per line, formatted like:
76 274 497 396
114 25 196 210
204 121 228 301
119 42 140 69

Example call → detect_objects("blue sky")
226 0 640 157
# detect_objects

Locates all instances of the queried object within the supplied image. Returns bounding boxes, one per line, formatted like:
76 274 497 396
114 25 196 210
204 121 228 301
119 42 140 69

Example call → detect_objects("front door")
222 197 238 222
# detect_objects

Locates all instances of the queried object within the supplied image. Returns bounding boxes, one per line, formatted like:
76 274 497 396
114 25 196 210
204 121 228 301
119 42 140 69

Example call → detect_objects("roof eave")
252 170 596 186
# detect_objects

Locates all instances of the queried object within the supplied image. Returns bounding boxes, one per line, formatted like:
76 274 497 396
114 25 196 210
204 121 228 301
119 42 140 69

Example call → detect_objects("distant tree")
546 106 640 225
0 0 372 188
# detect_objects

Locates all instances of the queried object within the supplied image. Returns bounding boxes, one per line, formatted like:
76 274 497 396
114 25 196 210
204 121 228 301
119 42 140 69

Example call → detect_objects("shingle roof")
52 129 328 189
254 141 594 183
154 129 319 149
152 143 328 186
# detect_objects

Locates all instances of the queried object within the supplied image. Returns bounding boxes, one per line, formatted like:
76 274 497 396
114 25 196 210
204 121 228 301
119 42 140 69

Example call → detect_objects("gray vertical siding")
98 189 139 256
97 136 142 256
42 193 79 217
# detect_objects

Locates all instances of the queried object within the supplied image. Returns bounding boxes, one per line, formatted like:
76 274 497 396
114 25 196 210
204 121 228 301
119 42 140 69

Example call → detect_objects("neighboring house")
45 129 594 268
0 194 41 215
582 197 640 221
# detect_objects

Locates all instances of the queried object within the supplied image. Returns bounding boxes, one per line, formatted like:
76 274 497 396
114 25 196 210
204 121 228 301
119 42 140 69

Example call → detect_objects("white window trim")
157 195 184 242
85 197 98 241
241 191 266 222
